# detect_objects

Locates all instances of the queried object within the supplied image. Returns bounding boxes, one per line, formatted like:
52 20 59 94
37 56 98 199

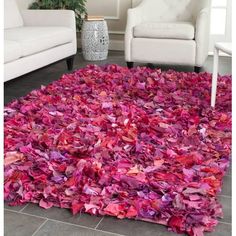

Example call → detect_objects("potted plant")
29 0 87 31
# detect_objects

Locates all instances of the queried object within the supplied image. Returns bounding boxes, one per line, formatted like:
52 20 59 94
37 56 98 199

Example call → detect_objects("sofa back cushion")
4 0 24 29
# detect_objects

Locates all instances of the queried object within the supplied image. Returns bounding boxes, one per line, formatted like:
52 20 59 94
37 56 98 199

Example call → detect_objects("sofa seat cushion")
134 22 195 40
4 40 22 63
5 26 74 57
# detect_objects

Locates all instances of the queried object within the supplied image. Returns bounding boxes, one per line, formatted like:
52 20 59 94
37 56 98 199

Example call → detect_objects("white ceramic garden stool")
211 42 232 108
81 20 109 61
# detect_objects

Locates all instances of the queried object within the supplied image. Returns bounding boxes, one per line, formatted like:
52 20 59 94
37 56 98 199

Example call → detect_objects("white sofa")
4 0 77 82
125 0 211 72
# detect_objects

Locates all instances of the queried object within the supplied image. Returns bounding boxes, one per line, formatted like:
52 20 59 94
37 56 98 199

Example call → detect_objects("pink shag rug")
4 65 231 236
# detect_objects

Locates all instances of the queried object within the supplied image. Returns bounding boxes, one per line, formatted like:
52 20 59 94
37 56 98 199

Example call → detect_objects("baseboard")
108 48 231 54
78 38 231 54
208 51 231 57
109 40 124 51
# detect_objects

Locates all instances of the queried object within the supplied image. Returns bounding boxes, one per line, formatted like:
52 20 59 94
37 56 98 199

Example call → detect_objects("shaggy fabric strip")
4 65 231 236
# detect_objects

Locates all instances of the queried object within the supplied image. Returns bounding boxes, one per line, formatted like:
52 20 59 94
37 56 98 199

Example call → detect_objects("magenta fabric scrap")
4 65 231 236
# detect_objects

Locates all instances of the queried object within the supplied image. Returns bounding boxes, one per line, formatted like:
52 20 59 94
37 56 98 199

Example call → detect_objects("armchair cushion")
5 27 74 57
134 22 195 40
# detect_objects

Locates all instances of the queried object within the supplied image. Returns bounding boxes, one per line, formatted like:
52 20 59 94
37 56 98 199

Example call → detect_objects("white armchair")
125 0 211 72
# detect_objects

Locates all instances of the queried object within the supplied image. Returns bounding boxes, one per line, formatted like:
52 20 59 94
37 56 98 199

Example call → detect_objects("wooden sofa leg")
66 56 74 71
194 66 201 73
127 62 134 69
147 63 155 69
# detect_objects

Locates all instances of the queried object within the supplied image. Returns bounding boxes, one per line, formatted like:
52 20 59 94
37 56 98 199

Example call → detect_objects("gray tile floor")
4 51 232 236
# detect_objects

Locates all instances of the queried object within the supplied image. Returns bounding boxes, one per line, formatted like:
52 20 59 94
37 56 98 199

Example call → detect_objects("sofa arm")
21 10 76 31
195 8 211 67
125 6 144 61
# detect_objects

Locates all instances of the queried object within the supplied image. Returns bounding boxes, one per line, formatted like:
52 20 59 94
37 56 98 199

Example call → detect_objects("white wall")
86 0 134 50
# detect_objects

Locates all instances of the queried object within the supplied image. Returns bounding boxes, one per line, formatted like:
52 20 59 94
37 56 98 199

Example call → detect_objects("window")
209 0 231 52
210 0 228 35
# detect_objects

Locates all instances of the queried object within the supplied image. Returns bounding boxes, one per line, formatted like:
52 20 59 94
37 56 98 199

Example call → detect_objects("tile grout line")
218 194 232 198
19 203 29 212
5 208 231 234
48 218 126 236
5 206 232 230
5 209 125 236
218 220 232 225
94 216 104 229
31 219 48 236
5 209 47 220
4 208 19 213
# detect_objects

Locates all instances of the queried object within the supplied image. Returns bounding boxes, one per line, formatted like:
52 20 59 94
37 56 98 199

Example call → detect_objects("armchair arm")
21 10 76 31
195 8 211 66
125 5 144 61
